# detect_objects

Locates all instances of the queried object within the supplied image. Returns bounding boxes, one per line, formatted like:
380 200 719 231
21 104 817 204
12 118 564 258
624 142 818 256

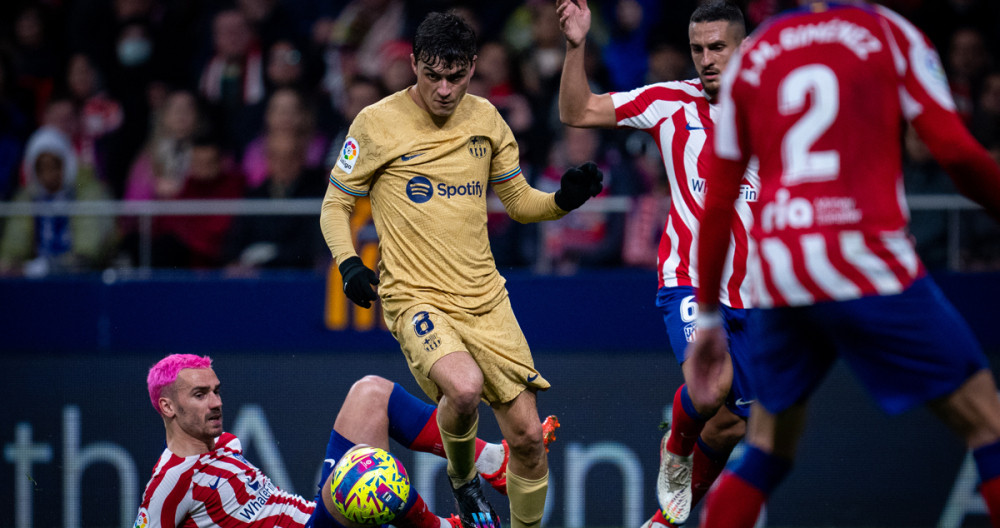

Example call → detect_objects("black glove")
339 256 379 308
554 161 604 211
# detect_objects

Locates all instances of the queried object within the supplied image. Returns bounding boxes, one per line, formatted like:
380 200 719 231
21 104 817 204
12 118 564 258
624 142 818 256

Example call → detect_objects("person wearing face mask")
117 25 154 68
101 19 160 198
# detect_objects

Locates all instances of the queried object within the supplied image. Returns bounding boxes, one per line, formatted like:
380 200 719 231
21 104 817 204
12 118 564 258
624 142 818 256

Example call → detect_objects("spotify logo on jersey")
406 176 433 203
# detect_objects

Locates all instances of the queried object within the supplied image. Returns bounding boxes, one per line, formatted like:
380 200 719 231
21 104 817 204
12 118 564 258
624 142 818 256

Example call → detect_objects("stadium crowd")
0 0 998 276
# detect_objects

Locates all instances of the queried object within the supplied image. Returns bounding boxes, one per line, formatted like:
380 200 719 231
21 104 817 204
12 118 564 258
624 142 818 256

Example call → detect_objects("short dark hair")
412 11 477 70
690 1 747 39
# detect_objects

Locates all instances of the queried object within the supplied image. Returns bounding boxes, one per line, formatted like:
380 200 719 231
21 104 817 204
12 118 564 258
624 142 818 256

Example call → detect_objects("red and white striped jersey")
135 433 315 528
707 2 963 308
612 81 758 308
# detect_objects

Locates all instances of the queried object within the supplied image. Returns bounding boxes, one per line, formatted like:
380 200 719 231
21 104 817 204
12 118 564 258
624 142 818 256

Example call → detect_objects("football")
330 446 411 524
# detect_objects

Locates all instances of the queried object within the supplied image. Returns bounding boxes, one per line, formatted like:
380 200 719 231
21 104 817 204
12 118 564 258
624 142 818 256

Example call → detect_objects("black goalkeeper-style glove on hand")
339 256 379 308
554 161 604 211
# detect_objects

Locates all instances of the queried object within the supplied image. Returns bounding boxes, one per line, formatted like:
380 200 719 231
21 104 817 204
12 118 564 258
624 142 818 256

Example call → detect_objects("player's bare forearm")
683 326 731 414
557 0 615 128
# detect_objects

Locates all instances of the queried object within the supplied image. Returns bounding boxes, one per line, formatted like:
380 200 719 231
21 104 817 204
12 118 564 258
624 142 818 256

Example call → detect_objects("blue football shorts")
749 276 987 415
656 285 756 418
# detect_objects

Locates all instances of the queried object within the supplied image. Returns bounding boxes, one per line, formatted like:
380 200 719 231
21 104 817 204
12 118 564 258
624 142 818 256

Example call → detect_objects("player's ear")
739 36 750 53
159 397 176 418
410 53 418 75
468 55 477 77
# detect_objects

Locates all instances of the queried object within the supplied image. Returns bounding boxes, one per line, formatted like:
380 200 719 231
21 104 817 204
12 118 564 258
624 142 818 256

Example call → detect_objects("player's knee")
703 416 746 451
346 375 394 408
442 384 482 415
505 421 545 464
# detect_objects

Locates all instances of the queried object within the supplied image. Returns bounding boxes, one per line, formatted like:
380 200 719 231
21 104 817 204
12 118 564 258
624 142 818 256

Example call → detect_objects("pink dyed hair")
147 354 213 413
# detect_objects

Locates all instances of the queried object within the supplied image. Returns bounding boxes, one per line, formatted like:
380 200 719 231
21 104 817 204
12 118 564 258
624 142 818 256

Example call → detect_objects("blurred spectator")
536 126 633 274
621 131 669 269
377 39 416 94
946 27 991 124
327 0 406 81
123 89 202 202
265 39 309 93
961 140 1000 270
0 126 115 276
224 133 328 271
9 4 64 124
241 87 329 189
912 0 1000 61
646 42 690 84
313 0 406 112
972 71 1000 146
198 8 267 157
65 0 168 197
36 94 113 189
471 41 535 142
902 124 959 270
324 76 385 171
599 0 661 91
0 50 31 201
148 131 244 268
64 53 124 192
511 1 564 101
236 0 300 54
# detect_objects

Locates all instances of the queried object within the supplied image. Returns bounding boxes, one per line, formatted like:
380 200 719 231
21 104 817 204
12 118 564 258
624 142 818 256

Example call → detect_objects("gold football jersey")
325 89 539 321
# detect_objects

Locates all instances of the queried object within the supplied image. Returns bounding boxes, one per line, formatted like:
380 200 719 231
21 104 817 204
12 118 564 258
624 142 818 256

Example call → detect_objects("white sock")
475 442 505 475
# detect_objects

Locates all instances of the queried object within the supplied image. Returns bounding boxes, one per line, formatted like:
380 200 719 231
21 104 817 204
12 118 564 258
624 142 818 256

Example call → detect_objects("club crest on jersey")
339 137 359 174
467 136 489 159
406 176 434 203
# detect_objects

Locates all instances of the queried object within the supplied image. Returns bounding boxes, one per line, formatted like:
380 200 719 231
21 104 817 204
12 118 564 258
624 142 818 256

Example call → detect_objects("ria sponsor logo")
761 189 862 232
406 177 484 203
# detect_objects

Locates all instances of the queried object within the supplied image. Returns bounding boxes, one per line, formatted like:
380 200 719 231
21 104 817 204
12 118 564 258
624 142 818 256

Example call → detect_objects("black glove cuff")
555 189 584 211
338 256 364 276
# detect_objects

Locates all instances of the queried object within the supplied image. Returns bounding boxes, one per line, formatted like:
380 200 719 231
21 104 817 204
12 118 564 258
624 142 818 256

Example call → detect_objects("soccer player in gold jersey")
320 11 602 528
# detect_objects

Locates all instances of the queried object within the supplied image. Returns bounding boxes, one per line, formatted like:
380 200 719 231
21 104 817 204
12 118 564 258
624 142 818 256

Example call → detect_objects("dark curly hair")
412 11 477 70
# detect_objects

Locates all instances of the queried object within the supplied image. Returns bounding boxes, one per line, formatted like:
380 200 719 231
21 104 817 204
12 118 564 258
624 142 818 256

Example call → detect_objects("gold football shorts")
390 296 550 404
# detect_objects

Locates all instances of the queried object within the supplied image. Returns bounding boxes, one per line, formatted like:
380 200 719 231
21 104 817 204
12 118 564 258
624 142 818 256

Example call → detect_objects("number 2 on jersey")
779 64 840 185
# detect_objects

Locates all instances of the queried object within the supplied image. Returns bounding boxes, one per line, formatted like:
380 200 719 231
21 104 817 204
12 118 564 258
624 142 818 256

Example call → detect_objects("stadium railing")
0 194 984 270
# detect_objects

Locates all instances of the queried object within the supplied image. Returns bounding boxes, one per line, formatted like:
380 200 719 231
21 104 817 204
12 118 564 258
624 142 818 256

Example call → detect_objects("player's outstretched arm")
557 0 616 128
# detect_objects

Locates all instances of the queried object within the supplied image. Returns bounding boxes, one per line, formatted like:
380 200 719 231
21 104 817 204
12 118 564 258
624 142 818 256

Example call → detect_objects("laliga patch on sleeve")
338 137 360 174
133 508 149 528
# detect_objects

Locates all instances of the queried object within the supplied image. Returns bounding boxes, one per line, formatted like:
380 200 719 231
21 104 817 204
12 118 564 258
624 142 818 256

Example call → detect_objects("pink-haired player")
136 354 559 528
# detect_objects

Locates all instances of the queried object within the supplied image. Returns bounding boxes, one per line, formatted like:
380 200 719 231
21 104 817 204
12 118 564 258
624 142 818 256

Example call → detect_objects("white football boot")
656 431 693 524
